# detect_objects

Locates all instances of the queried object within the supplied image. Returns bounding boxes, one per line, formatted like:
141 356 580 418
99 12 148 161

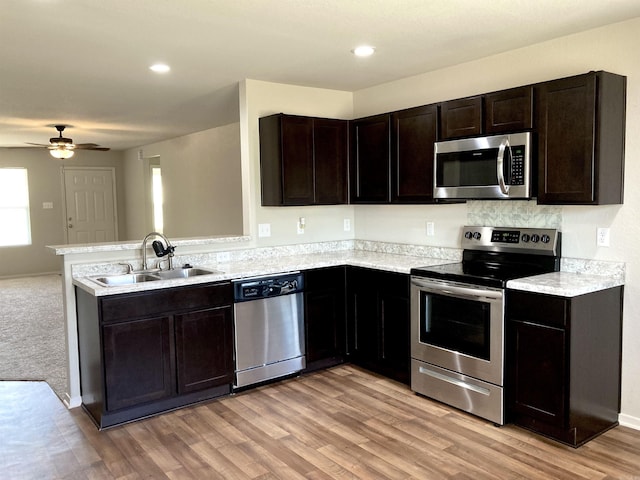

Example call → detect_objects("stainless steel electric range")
410 226 561 424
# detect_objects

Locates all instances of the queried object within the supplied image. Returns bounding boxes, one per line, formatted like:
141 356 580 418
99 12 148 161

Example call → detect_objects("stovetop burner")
411 226 561 288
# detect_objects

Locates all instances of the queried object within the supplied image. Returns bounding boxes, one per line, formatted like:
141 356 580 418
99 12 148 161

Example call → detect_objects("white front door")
63 167 117 244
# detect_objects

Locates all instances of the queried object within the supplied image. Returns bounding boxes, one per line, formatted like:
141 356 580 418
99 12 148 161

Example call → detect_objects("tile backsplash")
467 200 562 229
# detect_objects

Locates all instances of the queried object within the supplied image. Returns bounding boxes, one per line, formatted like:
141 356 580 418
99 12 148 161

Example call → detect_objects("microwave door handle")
497 138 510 195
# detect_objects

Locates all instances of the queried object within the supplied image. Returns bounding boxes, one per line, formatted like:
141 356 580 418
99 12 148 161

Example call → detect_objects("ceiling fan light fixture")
50 148 75 159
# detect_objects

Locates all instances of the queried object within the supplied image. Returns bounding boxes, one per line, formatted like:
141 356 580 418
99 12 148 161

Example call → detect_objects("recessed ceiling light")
352 45 376 57
149 63 171 73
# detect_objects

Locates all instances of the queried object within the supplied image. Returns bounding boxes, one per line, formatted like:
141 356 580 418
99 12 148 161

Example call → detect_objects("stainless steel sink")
90 267 218 286
155 268 216 279
92 273 160 287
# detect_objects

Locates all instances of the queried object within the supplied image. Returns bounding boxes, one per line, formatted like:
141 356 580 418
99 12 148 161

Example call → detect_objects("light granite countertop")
73 250 454 297
507 271 624 297
73 248 624 298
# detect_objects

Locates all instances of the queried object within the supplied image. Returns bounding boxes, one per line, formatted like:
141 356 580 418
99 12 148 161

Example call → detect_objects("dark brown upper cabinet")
485 86 533 134
350 113 391 203
260 114 348 206
313 118 349 204
391 105 438 203
439 96 483 140
536 71 626 205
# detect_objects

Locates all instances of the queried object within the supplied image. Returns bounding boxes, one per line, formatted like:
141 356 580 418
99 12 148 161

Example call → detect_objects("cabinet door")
103 316 174 411
391 105 438 203
346 268 380 364
346 268 410 383
281 116 315 205
485 86 533 134
440 96 483 139
304 267 346 370
259 114 314 206
537 72 625 204
379 275 410 384
350 114 391 203
508 320 567 427
314 119 348 204
175 306 233 394
536 74 597 204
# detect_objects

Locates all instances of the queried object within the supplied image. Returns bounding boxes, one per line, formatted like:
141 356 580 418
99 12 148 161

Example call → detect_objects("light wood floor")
2 365 640 480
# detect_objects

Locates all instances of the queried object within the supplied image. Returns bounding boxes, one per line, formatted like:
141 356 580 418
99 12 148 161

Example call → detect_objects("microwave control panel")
509 146 526 185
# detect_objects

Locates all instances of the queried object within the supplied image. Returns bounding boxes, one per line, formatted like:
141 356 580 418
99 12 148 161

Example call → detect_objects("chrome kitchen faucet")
141 231 175 271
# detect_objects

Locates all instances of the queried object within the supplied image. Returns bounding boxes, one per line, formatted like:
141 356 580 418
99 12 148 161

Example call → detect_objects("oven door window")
420 291 490 360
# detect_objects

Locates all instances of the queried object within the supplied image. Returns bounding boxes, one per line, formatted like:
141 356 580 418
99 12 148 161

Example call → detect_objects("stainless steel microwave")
433 132 532 200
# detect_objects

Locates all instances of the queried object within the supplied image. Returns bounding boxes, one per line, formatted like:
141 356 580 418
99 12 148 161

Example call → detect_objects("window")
0 168 31 246
151 165 163 233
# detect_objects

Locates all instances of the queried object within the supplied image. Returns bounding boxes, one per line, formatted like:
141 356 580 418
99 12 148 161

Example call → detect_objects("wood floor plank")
2 369 640 479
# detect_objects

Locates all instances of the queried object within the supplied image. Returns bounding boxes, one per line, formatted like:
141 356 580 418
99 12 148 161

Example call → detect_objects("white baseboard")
62 392 82 409
0 270 62 280
619 413 640 430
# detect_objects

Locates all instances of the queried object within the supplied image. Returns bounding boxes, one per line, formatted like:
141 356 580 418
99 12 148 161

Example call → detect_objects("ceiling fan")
26 125 110 159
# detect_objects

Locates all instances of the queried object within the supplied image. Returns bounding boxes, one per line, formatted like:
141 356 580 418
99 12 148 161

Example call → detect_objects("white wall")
240 80 355 246
122 123 243 241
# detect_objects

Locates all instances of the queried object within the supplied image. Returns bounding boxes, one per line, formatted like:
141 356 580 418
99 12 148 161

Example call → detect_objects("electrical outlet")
258 223 271 237
42 202 54 209
297 217 305 234
216 251 231 263
344 219 351 231
597 227 610 247
426 221 435 236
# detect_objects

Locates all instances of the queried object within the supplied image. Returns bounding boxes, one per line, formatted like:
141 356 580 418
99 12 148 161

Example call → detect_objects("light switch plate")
426 221 435 236
258 223 271 237
343 219 351 231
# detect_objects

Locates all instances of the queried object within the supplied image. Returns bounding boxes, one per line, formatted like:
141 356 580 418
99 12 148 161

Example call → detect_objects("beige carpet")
0 274 67 398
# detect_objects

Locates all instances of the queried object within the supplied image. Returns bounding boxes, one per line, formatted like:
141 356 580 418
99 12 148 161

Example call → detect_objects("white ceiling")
2 0 640 150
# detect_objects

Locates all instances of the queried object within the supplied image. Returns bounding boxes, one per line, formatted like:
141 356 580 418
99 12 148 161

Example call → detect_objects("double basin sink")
91 267 218 287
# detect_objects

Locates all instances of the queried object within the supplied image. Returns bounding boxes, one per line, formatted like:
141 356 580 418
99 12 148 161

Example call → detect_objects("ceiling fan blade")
26 126 111 153
75 144 110 151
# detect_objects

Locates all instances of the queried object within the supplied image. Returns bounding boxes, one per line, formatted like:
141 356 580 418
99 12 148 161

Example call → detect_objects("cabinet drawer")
304 266 346 291
100 282 232 323
507 290 567 328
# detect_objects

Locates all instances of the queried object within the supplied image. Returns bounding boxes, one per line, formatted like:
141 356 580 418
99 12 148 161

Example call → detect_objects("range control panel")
461 226 560 255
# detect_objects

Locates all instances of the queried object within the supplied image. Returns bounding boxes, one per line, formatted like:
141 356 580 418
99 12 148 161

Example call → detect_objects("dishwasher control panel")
233 272 304 302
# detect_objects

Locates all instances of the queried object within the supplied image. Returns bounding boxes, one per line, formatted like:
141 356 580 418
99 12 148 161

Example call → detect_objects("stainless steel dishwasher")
232 272 305 389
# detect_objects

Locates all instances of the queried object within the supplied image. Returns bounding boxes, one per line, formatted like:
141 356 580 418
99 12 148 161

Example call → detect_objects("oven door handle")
411 278 502 301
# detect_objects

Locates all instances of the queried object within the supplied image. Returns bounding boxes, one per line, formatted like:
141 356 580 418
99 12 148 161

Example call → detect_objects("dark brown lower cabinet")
506 287 623 447
103 315 174 411
76 282 233 429
175 308 234 394
346 267 410 384
303 267 346 372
